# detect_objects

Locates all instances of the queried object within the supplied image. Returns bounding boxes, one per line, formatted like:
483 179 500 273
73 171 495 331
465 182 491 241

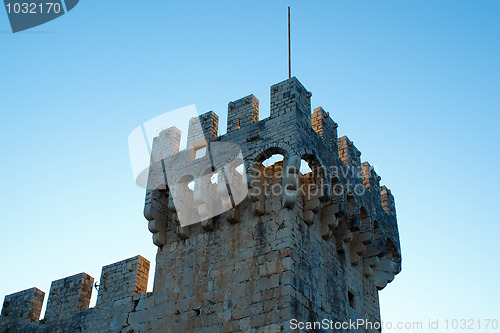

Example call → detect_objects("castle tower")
1 77 401 332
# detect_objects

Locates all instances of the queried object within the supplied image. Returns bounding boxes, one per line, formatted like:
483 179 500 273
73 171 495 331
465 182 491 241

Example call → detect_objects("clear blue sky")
1 1 499 331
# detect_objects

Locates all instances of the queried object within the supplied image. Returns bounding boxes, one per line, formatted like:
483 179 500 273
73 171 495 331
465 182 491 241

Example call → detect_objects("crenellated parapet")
44 273 94 321
187 110 219 150
95 255 150 308
227 94 259 133
0 287 44 328
0 256 151 332
312 106 338 154
362 161 381 194
338 135 362 171
270 77 312 127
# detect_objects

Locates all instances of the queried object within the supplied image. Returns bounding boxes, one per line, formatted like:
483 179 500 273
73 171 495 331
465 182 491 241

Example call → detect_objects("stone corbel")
248 164 265 216
168 194 189 240
282 155 301 209
320 204 339 240
363 257 380 277
144 189 168 247
303 197 320 226
335 219 353 253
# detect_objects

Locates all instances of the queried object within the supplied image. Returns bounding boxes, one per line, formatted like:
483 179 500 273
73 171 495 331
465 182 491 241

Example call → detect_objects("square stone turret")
1 77 401 333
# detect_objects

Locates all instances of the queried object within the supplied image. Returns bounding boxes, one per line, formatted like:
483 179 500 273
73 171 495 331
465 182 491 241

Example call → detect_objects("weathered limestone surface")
0 77 401 332
45 273 94 321
96 255 150 308
0 288 44 327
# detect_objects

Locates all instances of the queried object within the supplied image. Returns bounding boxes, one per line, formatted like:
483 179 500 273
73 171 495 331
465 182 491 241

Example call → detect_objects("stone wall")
1 288 44 327
44 273 94 321
0 77 401 333
95 256 150 308
227 95 259 134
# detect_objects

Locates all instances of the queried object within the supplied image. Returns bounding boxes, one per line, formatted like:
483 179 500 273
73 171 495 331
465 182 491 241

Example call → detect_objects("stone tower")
0 77 401 332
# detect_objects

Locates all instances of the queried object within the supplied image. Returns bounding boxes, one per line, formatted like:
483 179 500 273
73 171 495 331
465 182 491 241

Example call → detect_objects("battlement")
338 135 362 170
148 78 399 250
381 185 397 218
44 273 93 321
96 255 150 308
1 288 44 326
270 76 312 128
140 77 402 330
312 106 338 154
151 126 181 161
227 94 259 133
0 256 151 332
2 77 402 332
362 161 381 195
187 110 219 149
